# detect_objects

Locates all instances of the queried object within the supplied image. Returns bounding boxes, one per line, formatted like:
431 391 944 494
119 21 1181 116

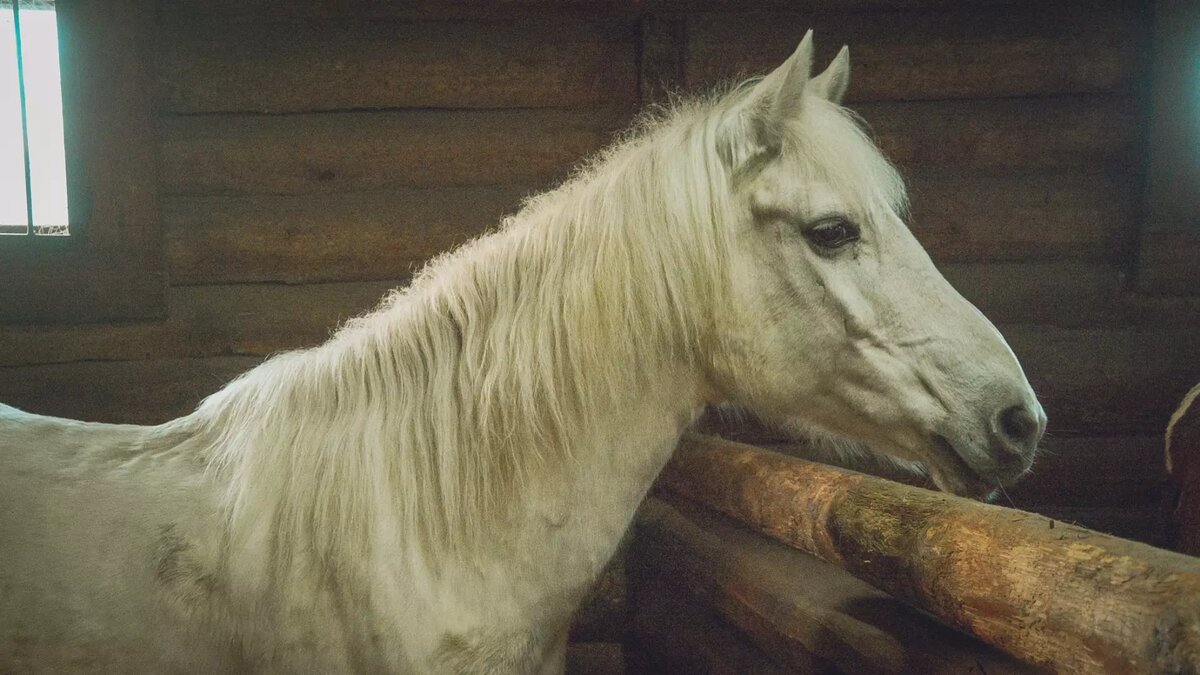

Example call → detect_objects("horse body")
1 33 1046 673
1 364 700 673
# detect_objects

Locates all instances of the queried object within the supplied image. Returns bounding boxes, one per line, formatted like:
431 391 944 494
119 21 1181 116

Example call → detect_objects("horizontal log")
158 98 1132 197
657 435 1200 674
859 97 1137 172
163 187 530 284
0 281 399 368
158 109 625 196
157 19 637 114
632 497 1037 673
159 170 1135 285
1135 231 1200 297
686 5 1139 101
1005 325 1200 437
0 357 262 425
907 170 1135 264
628 572 793 674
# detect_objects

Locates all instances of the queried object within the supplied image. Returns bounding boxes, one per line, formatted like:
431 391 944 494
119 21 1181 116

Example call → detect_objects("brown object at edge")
1168 383 1200 556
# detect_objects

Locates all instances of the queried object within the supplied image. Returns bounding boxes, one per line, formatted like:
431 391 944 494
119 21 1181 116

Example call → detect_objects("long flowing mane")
186 96 740 561
182 79 907 566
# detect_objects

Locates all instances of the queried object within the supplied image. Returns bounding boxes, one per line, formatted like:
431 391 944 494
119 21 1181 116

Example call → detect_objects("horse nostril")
997 405 1040 452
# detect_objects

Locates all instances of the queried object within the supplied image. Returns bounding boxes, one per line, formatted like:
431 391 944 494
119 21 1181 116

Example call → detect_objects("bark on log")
657 435 1200 674
631 498 1037 674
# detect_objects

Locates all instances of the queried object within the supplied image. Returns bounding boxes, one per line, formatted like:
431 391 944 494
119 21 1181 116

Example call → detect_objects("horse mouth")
926 435 998 500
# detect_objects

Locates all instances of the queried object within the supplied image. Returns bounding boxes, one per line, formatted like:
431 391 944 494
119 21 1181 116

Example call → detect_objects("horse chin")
924 435 999 500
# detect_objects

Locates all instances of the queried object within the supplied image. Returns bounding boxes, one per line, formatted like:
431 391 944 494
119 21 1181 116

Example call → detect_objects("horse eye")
804 218 860 250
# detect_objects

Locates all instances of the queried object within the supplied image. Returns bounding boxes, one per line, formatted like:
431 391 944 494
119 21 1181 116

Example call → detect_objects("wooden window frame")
0 0 162 323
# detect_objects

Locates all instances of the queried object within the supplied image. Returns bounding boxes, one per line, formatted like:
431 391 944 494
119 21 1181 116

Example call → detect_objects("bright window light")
0 1 68 236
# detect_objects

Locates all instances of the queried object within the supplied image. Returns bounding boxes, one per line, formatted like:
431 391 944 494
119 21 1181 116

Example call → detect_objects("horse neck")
191 118 724 564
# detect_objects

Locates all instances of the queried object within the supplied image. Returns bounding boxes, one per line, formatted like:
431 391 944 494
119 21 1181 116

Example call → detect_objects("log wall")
0 0 1197 662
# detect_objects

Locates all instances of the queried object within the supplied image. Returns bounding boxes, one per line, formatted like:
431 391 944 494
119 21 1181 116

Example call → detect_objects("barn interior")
0 1 1197 672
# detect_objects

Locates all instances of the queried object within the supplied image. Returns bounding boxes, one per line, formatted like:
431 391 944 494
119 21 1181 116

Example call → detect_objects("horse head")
705 32 1045 497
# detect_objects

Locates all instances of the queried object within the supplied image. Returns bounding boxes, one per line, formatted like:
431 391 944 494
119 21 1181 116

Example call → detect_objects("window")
0 1 68 237
0 1 163 323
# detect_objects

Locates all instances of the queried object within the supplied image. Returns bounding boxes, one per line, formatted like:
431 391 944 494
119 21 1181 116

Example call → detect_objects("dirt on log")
657 434 1200 674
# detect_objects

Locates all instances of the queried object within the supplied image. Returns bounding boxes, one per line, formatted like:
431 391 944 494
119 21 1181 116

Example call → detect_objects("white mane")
184 84 906 563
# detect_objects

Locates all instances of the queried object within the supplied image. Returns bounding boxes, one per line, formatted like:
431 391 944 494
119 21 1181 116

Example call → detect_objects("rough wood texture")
160 178 1133 286
1005 326 1200 437
859 97 1136 172
632 498 1037 674
0 282 399 369
159 110 623 196
685 5 1139 102
657 435 1200 674
0 357 261 424
906 170 1135 264
164 187 530 284
156 99 1133 198
157 19 637 113
1168 384 1200 555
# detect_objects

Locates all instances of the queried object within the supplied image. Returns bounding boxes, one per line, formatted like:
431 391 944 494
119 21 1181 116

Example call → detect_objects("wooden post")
657 434 1200 674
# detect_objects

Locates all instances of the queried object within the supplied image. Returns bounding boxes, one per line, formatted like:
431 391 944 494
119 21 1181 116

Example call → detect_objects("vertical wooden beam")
1136 0 1200 295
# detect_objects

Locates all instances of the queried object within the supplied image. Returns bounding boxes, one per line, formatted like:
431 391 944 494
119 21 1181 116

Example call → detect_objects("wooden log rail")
651 435 1200 674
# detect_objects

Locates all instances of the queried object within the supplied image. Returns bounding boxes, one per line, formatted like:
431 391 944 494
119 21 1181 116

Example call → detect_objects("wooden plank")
908 170 1135 264
0 357 261 425
628 575 793 674
1006 326 1200 437
0 281 398 368
157 98 1132 199
163 187 529 284
657 435 1200 674
160 171 1133 286
157 19 638 114
685 5 1140 101
1137 231 1200 297
860 97 1137 172
158 109 624 196
632 498 1038 674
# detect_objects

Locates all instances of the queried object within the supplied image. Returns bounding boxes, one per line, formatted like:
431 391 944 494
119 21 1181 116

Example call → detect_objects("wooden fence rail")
651 435 1200 674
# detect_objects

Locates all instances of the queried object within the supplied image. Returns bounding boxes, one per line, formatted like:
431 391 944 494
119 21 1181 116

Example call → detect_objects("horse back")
0 404 233 672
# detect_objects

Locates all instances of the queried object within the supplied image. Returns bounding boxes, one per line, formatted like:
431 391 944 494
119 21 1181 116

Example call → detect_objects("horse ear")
764 31 816 122
715 31 814 171
810 45 850 104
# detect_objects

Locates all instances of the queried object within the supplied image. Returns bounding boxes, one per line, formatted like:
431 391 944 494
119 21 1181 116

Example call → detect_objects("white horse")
0 33 1045 673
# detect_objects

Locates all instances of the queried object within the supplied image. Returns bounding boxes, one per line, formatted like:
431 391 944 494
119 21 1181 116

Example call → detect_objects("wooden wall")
2 1 1197 548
